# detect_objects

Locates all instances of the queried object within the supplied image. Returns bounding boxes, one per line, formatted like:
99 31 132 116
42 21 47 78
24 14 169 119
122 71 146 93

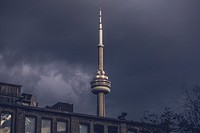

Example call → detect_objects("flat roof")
0 82 22 87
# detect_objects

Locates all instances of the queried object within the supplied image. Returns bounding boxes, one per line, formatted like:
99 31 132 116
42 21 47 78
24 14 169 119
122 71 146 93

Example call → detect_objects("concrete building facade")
0 82 166 133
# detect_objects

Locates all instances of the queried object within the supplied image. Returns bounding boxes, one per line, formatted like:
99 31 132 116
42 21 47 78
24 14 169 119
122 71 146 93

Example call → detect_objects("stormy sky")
0 0 200 121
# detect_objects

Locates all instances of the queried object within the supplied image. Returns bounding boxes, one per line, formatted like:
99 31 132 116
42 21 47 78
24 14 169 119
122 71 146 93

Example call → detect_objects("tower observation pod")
91 6 111 117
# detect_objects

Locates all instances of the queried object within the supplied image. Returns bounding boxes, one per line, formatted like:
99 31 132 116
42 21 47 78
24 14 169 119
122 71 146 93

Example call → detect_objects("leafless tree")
141 86 200 133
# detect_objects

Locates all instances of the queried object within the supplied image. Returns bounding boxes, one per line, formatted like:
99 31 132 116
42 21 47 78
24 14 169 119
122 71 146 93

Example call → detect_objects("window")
127 128 137 133
128 131 136 133
57 121 67 133
108 126 118 133
79 123 89 133
0 113 12 133
94 124 104 133
25 117 36 133
41 119 51 133
140 131 150 133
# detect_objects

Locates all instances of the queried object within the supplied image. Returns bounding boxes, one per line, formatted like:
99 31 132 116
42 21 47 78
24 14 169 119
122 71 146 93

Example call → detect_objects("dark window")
79 123 89 133
25 117 36 133
41 119 51 133
108 126 118 133
57 121 67 133
94 124 104 133
140 131 150 133
0 113 12 133
128 128 137 133
128 131 135 133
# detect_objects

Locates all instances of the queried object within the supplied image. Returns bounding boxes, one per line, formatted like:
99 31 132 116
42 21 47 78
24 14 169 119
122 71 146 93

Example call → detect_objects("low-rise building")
0 82 166 133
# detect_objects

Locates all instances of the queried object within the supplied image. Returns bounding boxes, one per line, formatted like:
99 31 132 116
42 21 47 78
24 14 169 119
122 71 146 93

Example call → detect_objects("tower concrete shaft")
91 6 111 117
97 92 105 116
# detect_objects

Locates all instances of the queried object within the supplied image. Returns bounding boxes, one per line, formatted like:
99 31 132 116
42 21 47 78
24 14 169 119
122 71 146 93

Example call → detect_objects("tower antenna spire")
91 0 111 117
98 0 104 72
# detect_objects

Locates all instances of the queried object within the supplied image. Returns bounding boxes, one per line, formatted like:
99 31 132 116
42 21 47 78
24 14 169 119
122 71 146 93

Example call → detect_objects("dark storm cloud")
0 0 200 120
0 0 98 66
0 0 98 114
104 0 200 119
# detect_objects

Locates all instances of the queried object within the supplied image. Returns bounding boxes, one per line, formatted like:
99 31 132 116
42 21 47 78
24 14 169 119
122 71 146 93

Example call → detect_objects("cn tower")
91 5 111 117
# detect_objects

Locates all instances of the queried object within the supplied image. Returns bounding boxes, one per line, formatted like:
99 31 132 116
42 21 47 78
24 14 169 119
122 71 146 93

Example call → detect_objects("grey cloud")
0 57 95 114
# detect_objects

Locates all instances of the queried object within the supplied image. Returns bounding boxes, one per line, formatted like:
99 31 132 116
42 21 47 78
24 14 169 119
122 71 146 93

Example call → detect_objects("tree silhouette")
141 86 200 133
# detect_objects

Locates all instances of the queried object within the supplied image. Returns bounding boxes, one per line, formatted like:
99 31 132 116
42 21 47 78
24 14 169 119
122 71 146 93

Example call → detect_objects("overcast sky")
0 0 200 121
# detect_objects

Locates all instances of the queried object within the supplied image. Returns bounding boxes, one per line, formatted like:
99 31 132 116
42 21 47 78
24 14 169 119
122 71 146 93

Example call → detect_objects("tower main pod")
91 7 111 117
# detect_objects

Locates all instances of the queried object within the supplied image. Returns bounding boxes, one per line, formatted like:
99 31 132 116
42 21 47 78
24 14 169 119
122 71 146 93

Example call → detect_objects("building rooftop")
0 82 22 87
